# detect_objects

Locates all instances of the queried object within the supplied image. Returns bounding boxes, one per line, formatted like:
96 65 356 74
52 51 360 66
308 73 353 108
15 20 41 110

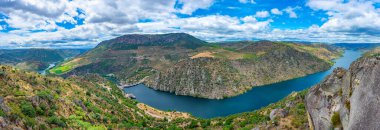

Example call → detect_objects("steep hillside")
0 49 86 72
146 41 338 99
0 65 159 129
306 47 380 129
50 33 341 99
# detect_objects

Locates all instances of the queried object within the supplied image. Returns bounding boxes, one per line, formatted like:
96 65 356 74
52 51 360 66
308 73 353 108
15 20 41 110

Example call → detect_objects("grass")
49 59 82 74
242 54 258 59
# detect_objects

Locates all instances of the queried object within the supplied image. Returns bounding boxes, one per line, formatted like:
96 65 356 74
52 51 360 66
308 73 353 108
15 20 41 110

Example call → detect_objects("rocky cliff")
306 48 380 129
146 41 334 99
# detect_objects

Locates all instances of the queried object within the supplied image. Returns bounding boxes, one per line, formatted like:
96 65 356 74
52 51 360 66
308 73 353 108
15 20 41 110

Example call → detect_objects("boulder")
269 108 288 120
0 97 10 113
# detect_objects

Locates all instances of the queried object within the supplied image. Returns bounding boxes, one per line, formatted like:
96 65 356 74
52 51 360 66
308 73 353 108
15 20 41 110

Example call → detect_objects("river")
123 50 363 118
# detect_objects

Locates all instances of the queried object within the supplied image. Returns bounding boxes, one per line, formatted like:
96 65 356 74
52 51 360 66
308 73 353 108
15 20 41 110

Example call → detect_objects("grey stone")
0 97 10 113
269 108 288 120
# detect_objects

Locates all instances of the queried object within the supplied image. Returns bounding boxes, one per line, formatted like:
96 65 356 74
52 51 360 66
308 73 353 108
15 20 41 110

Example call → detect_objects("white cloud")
255 11 270 18
239 0 256 4
0 0 68 18
177 0 215 15
271 8 283 15
0 0 379 48
241 16 257 23
307 0 380 36
284 6 300 18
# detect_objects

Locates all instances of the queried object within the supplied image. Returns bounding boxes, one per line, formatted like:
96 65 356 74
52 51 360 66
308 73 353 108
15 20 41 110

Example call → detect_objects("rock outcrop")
306 51 380 130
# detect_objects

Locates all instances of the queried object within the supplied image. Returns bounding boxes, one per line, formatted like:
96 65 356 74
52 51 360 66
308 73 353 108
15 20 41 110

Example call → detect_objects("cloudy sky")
0 0 380 48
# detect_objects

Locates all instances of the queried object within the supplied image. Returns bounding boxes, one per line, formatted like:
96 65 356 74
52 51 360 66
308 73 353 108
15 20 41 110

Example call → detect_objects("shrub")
345 101 351 111
47 116 66 127
36 107 44 115
14 91 26 96
37 90 53 101
0 109 5 116
331 112 341 127
187 120 198 129
25 117 36 128
21 102 36 117
38 124 48 130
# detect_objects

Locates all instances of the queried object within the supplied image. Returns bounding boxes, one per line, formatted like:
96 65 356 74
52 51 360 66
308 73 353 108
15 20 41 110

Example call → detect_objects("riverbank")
137 103 192 121
123 50 363 118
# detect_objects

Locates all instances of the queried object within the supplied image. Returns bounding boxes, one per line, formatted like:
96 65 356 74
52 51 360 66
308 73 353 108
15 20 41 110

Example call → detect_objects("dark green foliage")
187 120 198 129
200 120 211 128
21 101 36 117
25 117 37 128
0 109 5 116
47 116 66 127
36 107 44 115
37 90 53 101
331 112 341 127
14 91 26 96
224 117 233 125
38 124 48 130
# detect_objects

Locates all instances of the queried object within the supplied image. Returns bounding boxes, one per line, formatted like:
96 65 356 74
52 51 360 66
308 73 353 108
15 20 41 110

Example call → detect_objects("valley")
124 50 362 118
0 49 87 73
49 33 342 99
0 47 377 129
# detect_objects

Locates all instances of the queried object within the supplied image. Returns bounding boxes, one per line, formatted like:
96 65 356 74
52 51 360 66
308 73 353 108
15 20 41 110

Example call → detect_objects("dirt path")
137 103 191 121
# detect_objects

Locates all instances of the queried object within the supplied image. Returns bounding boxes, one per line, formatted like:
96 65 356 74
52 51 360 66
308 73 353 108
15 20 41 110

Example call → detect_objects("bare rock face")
0 97 10 114
306 55 380 130
269 108 288 120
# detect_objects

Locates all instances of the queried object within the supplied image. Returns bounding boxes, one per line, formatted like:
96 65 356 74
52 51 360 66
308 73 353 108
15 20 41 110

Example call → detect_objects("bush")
36 107 44 115
0 109 5 116
187 120 198 129
25 117 36 128
37 90 53 101
47 116 66 127
38 124 48 130
345 101 351 111
21 102 36 117
14 91 26 96
331 112 341 127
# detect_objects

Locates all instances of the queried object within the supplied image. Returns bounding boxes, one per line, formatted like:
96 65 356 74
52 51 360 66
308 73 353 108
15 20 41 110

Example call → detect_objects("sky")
0 0 379 48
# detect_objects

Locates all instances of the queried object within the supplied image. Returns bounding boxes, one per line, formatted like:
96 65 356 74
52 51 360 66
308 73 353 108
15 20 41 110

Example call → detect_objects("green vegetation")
0 65 313 129
21 102 36 117
49 62 78 74
242 53 258 60
0 49 86 72
331 112 341 127
345 100 351 111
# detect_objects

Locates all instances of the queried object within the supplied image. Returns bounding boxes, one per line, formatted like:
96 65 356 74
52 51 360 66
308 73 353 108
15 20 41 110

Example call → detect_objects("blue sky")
0 0 379 48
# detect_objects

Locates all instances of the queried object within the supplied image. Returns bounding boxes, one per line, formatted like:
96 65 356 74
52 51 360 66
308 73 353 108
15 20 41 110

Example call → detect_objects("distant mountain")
50 33 342 99
333 43 380 50
0 49 87 71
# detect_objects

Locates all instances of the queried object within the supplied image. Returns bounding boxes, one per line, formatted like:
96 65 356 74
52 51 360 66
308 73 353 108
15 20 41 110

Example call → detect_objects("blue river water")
123 50 362 118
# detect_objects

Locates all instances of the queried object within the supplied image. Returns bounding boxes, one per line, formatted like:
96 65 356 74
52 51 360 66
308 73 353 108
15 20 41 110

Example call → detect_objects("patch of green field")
49 61 79 75
242 53 258 59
